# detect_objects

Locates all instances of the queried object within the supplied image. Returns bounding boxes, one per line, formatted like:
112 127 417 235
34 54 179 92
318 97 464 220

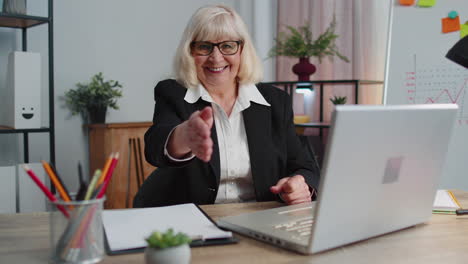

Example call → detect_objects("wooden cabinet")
88 122 155 209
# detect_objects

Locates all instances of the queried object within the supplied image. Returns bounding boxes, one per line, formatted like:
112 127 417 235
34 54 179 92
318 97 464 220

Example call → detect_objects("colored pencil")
96 153 119 199
97 153 113 186
49 163 72 200
42 161 71 202
84 170 101 200
23 165 69 218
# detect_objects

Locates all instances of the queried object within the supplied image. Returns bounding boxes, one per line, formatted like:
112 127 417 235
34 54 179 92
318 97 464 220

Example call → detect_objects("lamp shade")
446 35 468 68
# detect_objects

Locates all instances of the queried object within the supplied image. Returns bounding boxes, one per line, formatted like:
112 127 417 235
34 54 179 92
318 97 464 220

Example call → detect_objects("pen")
23 165 70 218
42 161 71 202
447 190 462 208
76 162 87 201
50 163 72 200
78 161 85 185
456 209 468 215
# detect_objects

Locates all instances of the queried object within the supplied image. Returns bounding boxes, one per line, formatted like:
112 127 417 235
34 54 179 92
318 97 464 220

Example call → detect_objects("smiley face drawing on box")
21 106 35 119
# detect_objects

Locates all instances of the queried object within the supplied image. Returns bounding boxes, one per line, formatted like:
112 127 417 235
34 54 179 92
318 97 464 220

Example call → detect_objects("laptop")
217 104 458 254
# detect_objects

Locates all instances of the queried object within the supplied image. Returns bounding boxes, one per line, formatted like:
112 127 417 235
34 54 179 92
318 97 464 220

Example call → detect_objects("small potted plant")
64 72 122 124
144 229 191 264
269 16 349 81
330 95 347 105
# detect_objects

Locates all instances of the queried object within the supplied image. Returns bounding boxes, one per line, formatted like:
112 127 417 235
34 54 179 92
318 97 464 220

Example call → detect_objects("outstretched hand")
270 175 312 205
173 106 214 162
186 106 214 162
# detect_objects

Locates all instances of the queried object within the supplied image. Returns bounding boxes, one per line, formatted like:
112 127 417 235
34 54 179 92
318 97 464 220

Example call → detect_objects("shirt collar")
184 83 271 107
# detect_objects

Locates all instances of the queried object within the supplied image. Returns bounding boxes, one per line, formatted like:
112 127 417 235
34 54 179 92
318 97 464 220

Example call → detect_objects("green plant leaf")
330 95 347 105
269 16 349 63
62 72 123 118
145 228 192 249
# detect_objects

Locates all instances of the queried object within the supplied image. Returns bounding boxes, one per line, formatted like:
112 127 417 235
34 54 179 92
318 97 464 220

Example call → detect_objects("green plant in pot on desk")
145 229 192 264
269 16 349 81
64 72 122 124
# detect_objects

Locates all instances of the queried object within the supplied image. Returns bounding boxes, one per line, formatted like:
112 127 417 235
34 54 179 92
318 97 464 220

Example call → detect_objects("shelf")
0 13 49 28
87 122 153 129
263 80 384 86
0 127 51 134
0 1 54 166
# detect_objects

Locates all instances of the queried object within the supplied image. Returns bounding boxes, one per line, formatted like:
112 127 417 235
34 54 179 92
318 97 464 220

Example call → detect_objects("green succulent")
145 229 191 249
330 95 347 105
64 72 123 116
269 16 349 63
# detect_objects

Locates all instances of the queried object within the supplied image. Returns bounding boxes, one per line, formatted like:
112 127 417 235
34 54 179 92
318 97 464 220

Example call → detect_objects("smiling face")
192 39 241 89
21 106 35 119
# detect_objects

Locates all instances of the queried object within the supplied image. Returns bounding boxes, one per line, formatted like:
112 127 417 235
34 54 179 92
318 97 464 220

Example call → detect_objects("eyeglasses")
191 40 242 56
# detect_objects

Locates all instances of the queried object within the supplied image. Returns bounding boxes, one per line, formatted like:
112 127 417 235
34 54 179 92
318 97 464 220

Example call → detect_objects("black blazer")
134 79 320 207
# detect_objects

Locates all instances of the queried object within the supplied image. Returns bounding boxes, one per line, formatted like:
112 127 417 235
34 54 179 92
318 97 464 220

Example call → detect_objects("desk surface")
2 191 468 263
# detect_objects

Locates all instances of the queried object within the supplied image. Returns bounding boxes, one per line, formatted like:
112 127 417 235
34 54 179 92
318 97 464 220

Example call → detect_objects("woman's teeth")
208 66 226 72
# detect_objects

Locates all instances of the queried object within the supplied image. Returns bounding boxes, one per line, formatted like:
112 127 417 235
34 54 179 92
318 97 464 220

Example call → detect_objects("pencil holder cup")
48 198 106 264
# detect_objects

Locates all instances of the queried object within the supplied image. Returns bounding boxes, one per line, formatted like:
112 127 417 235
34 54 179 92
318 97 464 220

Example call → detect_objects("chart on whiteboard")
404 54 468 125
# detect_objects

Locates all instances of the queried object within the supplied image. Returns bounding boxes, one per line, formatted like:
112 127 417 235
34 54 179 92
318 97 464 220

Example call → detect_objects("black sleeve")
144 80 193 168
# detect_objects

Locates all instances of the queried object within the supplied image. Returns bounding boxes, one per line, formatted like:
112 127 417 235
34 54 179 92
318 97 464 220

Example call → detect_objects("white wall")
0 0 277 192
0 28 21 166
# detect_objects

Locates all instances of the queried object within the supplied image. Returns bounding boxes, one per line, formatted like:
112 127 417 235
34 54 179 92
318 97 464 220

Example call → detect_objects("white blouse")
165 83 270 203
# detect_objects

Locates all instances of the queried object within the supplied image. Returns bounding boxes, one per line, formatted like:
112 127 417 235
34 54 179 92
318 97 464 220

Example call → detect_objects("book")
102 203 236 254
432 190 461 214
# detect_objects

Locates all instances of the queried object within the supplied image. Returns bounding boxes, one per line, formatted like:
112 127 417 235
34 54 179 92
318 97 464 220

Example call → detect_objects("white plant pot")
144 244 191 264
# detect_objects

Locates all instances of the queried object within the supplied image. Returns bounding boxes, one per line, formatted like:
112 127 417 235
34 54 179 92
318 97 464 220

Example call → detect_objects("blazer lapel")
243 103 271 199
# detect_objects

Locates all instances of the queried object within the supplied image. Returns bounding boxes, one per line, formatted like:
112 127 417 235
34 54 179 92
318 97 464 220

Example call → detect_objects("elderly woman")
134 5 320 207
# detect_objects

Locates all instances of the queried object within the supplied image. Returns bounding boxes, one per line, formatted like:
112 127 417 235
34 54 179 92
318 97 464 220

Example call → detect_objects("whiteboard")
384 0 468 190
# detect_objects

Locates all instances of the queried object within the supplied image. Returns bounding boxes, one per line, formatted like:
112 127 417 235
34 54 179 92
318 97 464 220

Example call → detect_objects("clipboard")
103 204 238 255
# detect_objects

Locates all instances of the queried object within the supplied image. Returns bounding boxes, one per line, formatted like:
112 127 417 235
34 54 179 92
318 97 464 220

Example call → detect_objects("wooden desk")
2 191 468 263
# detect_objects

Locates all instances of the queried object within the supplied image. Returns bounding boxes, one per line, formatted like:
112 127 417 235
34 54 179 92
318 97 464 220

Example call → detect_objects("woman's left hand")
270 175 311 205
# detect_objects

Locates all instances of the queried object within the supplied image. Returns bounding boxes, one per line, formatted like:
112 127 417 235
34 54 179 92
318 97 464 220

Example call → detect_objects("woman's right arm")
144 81 213 167
166 107 213 162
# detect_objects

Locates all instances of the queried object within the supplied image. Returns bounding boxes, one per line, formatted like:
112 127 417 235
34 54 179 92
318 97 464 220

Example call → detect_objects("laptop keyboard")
274 216 314 237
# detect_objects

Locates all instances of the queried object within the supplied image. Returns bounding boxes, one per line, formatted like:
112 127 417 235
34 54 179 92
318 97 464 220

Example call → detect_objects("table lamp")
296 82 314 91
445 35 468 68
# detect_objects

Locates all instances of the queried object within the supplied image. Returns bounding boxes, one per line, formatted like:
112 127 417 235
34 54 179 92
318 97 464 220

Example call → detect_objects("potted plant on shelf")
144 229 191 264
330 95 347 105
269 16 349 81
64 72 122 124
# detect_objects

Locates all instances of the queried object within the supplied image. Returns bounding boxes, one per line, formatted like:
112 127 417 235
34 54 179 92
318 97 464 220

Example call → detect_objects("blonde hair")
173 5 263 89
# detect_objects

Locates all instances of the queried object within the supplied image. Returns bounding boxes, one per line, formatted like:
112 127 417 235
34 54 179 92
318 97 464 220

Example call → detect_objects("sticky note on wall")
461 24 468 38
418 0 436 7
442 16 460 33
399 0 415 6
